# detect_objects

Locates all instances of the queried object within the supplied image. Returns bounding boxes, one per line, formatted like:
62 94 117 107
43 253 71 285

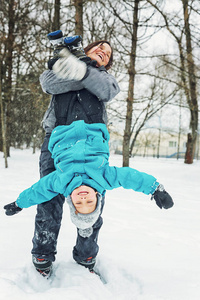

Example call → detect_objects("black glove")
48 57 59 70
4 202 23 216
151 184 174 209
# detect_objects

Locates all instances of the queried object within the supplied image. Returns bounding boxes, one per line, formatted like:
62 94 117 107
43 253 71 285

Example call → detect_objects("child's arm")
4 171 59 215
104 166 174 209
104 166 158 194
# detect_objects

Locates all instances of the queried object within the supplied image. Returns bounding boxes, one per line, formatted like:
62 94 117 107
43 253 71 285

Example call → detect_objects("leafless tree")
147 0 199 163
73 0 84 36
0 53 8 167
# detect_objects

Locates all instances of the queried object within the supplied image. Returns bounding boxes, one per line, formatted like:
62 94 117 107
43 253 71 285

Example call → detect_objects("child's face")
71 185 97 214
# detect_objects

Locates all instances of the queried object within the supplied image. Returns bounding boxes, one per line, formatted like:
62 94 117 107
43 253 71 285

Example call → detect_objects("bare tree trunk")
122 0 139 167
185 133 193 163
147 0 198 164
196 129 199 160
157 127 161 159
4 0 15 157
73 0 84 37
177 95 183 160
0 57 8 168
52 0 60 31
182 0 198 164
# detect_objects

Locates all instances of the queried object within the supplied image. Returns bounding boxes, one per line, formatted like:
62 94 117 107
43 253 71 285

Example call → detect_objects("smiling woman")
86 43 112 68
84 40 113 70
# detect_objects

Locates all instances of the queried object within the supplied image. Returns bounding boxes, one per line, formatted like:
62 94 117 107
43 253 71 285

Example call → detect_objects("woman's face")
86 43 112 67
71 185 97 214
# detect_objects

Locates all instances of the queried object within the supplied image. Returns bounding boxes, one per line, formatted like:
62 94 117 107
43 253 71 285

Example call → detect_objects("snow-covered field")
0 148 200 300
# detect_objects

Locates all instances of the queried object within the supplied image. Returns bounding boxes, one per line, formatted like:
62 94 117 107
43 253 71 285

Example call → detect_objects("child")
4 120 174 232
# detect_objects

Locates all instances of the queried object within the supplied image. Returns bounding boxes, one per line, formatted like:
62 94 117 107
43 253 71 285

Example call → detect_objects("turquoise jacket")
16 121 159 208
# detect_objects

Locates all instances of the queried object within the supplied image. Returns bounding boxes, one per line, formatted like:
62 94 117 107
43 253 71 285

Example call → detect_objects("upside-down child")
4 120 174 269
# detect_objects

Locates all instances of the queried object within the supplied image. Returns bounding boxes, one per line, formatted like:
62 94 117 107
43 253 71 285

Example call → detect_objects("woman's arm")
81 66 120 102
40 65 120 102
40 70 84 95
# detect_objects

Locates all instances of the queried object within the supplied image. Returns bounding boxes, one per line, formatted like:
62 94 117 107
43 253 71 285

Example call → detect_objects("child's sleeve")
16 171 59 208
104 166 159 195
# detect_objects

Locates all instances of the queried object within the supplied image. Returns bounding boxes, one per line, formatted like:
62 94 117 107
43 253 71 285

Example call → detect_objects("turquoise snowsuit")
16 120 159 208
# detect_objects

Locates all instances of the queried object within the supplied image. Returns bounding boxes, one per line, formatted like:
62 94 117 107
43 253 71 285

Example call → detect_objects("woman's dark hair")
84 40 113 70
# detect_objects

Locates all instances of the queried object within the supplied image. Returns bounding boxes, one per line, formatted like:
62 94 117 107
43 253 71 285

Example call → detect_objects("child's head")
67 186 102 238
70 185 97 214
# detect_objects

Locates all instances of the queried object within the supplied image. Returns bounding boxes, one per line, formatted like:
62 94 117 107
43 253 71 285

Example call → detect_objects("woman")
32 39 119 277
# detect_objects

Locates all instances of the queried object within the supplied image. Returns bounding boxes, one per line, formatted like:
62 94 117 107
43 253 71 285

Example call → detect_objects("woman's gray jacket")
39 63 120 133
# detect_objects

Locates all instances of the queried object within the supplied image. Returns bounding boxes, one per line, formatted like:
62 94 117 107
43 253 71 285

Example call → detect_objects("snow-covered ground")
0 148 200 300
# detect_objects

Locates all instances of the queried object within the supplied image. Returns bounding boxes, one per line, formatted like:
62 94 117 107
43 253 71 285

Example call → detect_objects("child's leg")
31 133 64 262
72 196 105 267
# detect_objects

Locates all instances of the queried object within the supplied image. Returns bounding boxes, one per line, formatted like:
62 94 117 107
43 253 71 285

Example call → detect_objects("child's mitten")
151 184 174 209
4 202 23 216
